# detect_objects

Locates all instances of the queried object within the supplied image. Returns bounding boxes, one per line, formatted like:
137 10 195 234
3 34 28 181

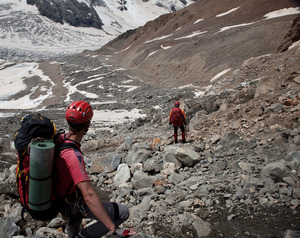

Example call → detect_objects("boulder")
126 149 150 166
173 146 201 167
131 171 155 189
114 164 131 186
91 154 121 173
261 161 290 183
192 215 212 237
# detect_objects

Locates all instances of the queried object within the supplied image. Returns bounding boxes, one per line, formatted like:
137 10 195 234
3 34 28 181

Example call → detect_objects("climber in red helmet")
169 101 187 143
54 101 136 238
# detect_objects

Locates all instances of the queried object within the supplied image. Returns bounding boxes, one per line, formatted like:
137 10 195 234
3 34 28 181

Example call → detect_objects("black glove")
169 122 172 125
184 122 187 125
113 227 131 237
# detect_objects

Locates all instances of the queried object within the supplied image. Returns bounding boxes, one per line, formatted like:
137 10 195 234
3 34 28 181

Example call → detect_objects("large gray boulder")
261 152 300 187
114 164 131 186
173 146 201 167
215 132 246 152
90 153 121 173
125 149 151 166
131 171 155 189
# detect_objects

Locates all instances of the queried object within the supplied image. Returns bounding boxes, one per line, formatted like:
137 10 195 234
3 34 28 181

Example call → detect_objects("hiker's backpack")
14 114 75 221
170 107 184 127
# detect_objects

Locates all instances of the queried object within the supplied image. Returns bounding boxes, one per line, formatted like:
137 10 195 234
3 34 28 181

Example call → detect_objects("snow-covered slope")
0 0 194 62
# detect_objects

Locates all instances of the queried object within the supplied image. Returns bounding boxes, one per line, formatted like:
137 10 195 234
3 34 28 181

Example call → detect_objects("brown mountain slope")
100 0 300 88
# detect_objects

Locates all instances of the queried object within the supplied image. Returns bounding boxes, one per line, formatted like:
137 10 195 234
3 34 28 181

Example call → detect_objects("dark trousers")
64 201 129 238
173 125 185 134
173 124 186 142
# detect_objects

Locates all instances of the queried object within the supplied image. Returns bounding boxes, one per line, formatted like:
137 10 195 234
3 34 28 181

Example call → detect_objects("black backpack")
14 114 57 157
14 114 76 221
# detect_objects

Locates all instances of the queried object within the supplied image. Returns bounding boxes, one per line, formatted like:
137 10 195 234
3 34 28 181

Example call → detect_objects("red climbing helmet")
65 101 93 124
174 101 180 106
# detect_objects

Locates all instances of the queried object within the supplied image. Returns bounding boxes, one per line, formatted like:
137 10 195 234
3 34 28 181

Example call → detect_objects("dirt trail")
38 61 67 107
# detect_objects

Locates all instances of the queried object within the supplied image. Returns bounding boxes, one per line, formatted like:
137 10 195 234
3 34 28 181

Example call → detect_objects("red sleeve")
64 149 90 186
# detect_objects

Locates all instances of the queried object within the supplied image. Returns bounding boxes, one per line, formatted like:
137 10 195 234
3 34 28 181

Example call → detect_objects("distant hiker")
169 101 187 143
54 101 136 238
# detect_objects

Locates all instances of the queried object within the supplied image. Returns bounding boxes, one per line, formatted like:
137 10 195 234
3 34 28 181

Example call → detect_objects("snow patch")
219 22 255 32
175 31 206 40
118 85 139 92
194 19 204 24
216 7 240 17
0 63 54 109
210 68 231 82
161 44 172 50
92 108 146 126
264 7 300 19
289 40 300 50
145 34 173 44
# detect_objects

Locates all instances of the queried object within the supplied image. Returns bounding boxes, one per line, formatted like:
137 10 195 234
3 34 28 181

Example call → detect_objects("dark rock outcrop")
26 0 103 29
277 16 300 52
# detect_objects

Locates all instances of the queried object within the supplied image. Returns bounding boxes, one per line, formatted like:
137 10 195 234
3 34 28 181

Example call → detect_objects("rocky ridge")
104 0 300 89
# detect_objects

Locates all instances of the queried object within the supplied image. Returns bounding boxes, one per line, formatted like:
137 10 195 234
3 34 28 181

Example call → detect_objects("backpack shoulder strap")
59 143 82 154
54 142 81 203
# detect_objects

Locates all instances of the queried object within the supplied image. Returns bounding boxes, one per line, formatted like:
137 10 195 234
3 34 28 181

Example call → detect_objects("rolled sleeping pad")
29 140 55 211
